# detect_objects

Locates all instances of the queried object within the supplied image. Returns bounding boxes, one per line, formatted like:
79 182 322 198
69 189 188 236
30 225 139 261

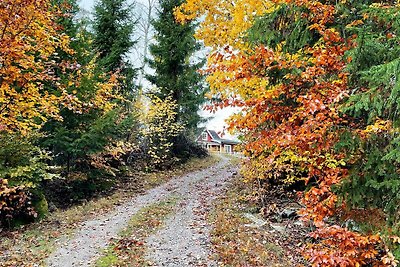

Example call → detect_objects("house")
196 129 240 153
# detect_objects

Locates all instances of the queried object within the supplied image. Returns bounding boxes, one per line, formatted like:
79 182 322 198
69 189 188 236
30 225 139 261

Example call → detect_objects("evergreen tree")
40 1 135 178
93 0 137 95
52 0 80 38
146 0 206 132
337 2 400 230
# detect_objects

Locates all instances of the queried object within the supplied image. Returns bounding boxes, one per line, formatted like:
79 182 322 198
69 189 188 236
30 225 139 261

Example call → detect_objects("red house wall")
198 131 212 142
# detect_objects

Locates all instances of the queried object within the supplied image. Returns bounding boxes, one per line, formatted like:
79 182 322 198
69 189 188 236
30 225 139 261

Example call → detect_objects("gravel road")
46 156 237 267
145 157 236 266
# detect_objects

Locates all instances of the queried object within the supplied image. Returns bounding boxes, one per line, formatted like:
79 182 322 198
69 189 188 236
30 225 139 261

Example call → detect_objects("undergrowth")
0 155 218 267
209 175 300 267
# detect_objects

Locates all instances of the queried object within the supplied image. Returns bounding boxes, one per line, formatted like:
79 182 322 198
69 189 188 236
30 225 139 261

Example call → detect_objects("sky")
78 0 95 11
77 0 240 139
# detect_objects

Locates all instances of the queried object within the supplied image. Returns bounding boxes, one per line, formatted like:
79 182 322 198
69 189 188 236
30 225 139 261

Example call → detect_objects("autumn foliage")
0 179 36 226
0 0 134 225
0 0 74 133
139 94 184 168
0 0 207 227
176 0 400 265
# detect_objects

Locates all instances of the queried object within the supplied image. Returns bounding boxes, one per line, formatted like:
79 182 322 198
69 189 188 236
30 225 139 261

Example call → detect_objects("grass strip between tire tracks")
95 196 179 267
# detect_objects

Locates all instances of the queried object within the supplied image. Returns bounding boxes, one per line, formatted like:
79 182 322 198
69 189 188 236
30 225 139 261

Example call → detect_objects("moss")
34 196 49 219
96 253 119 267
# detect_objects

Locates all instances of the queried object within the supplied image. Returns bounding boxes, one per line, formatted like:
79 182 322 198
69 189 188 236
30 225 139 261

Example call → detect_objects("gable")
197 129 212 142
207 130 221 141
196 129 240 145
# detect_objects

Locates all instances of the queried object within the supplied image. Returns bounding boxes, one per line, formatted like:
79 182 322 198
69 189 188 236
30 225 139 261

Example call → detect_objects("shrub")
140 95 184 169
0 179 36 228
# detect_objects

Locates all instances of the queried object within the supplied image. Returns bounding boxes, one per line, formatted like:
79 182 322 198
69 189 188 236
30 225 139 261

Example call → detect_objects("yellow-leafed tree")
0 0 74 134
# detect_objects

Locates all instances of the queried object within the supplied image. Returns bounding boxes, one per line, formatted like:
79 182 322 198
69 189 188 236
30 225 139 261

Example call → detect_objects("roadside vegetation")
0 0 206 232
2 0 400 266
0 156 217 266
210 172 307 266
176 0 400 265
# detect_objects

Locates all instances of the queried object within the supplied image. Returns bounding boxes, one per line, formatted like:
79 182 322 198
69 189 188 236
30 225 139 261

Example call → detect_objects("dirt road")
46 156 237 267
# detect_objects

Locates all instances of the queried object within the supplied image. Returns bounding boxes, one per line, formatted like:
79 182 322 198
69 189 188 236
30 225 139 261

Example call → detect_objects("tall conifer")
93 0 137 94
146 0 206 132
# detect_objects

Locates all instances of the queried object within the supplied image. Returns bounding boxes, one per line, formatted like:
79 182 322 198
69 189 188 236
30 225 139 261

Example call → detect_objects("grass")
0 155 219 267
95 196 179 267
209 174 295 267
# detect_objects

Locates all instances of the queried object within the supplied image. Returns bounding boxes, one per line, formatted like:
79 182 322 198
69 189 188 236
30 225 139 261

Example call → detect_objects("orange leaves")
305 226 386 267
0 178 36 225
0 0 74 133
177 0 399 265
0 0 122 134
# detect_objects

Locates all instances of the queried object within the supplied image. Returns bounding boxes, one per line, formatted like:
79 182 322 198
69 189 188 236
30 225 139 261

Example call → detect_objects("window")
224 145 232 153
202 132 208 140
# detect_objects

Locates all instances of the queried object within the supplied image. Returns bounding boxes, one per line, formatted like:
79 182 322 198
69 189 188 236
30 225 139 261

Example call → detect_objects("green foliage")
41 9 138 177
52 0 80 39
146 0 207 132
336 3 400 239
0 133 57 188
31 191 49 219
247 4 318 53
0 0 143 227
42 109 136 175
0 133 55 226
338 133 400 218
93 0 137 95
170 134 208 161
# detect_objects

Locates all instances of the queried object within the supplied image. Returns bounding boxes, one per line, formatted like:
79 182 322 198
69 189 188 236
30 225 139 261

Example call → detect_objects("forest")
0 0 207 222
1 0 400 266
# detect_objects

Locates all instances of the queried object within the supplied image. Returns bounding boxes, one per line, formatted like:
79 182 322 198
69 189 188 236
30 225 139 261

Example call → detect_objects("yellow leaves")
354 119 395 140
0 0 73 133
175 0 274 49
381 252 398 266
364 119 392 135
241 149 309 186
139 94 184 166
390 236 400 244
59 34 74 54
93 77 118 112
346 20 364 28
0 0 121 133
312 153 346 170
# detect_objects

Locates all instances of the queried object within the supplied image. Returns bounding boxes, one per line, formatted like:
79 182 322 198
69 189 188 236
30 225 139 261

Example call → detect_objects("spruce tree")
146 0 206 132
337 2 400 226
93 0 137 95
40 1 135 177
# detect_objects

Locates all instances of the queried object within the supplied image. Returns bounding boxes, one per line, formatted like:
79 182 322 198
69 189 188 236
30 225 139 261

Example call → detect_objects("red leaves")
183 0 399 265
304 226 383 267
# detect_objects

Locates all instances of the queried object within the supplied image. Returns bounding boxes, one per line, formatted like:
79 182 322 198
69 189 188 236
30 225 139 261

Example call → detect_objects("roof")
220 139 240 145
207 130 221 141
196 129 240 145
